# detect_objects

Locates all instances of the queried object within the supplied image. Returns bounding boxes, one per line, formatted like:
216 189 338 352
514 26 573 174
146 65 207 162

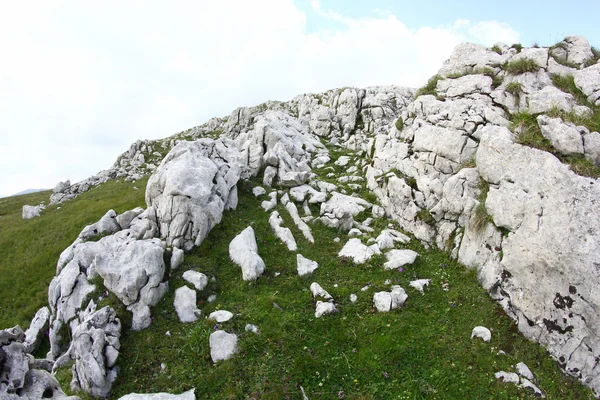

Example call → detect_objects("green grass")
0 178 148 329
510 43 523 53
505 81 522 106
471 179 491 234
415 75 443 98
550 74 600 133
395 117 404 132
510 112 600 179
491 45 502 55
503 59 540 75
417 209 436 225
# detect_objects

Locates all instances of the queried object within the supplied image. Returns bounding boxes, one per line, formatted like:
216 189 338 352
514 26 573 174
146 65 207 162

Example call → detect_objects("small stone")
252 186 267 197
208 310 233 323
471 326 491 342
182 270 208 291
409 279 431 294
209 331 238 363
174 286 200 323
297 254 319 276
315 301 337 318
245 324 260 334
207 294 217 303
350 294 358 303
516 362 535 381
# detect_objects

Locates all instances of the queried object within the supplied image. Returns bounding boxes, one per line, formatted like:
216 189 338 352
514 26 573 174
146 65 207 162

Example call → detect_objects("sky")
1 0 598 196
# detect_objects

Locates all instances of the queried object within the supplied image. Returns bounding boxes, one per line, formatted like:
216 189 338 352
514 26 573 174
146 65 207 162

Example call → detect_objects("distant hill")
4 188 48 198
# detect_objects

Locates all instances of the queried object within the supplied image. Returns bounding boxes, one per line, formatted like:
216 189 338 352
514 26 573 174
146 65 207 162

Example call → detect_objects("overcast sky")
1 0 598 196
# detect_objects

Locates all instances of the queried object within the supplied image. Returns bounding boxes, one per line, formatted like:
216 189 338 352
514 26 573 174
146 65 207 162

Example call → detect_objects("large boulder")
146 139 241 251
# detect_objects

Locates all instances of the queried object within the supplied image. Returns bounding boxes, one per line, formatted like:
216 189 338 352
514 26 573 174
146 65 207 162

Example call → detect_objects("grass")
503 59 540 75
491 45 502 55
417 209 436 225
471 179 491 234
510 43 523 53
415 75 443 98
505 82 523 106
0 178 148 329
395 117 404 132
510 112 600 179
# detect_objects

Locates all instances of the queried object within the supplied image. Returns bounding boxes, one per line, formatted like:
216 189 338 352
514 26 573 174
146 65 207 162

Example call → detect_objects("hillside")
2 36 600 399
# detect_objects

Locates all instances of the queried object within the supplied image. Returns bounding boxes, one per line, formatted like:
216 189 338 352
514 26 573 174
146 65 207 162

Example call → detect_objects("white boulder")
182 270 209 291
209 331 238 363
174 286 200 323
229 227 266 281
297 254 318 276
471 326 491 342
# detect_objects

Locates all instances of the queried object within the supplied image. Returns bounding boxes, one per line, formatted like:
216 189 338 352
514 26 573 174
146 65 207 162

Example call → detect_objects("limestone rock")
310 282 332 301
297 254 318 276
338 238 376 264
170 247 184 270
438 43 505 76
94 238 167 331
229 227 265 281
208 310 233 323
22 204 43 220
516 362 535 381
315 301 337 318
118 389 196 400
383 249 419 270
146 139 241 251
62 307 121 398
575 63 600 106
261 191 277 212
471 326 491 342
409 279 431 294
319 192 372 230
174 286 200 323
268 211 297 251
252 186 266 197
373 286 408 312
495 371 520 384
209 331 238 363
23 307 50 353
436 74 493 98
182 270 208 291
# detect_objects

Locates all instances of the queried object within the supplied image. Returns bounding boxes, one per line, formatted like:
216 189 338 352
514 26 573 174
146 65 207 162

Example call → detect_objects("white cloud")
0 0 520 195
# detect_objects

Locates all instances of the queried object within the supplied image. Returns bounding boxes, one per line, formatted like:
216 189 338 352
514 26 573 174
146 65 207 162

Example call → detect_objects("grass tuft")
503 58 540 75
415 75 443 98
491 45 502 55
395 117 404 132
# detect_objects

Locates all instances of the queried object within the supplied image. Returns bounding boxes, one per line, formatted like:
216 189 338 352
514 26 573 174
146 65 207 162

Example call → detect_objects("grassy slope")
104 178 591 399
1 154 594 399
0 178 148 329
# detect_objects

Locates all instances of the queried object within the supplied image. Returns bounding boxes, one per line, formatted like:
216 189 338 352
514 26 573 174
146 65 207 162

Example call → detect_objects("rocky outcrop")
146 139 241 251
366 36 600 393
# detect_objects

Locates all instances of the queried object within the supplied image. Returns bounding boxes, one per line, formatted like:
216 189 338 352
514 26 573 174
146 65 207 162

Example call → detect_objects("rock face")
146 139 241 251
364 37 600 393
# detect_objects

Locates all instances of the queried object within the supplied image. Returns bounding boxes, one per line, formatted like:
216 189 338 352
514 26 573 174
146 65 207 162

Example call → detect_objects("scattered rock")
516 362 535 381
245 324 260 334
350 294 358 303
170 247 184 270
252 186 267 197
174 286 200 323
471 326 491 342
209 331 238 363
118 388 197 399
310 282 332 300
229 226 266 281
208 310 233 323
297 254 318 276
383 249 419 270
182 270 209 291
373 286 408 312
268 211 297 251
315 301 337 318
409 279 431 294
338 238 376 264
22 204 43 220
